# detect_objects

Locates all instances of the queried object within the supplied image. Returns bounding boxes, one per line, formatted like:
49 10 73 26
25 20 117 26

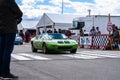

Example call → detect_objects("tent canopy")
36 13 80 29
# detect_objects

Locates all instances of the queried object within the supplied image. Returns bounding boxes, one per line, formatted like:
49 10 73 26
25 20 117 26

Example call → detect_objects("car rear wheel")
70 49 77 53
31 43 37 52
43 44 49 54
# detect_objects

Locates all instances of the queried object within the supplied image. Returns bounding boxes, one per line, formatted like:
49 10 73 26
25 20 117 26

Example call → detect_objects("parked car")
31 33 78 53
14 34 23 45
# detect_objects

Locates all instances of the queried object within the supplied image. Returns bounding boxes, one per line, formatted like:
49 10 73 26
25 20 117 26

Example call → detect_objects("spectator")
80 28 84 36
89 26 96 36
58 29 62 33
54 29 58 33
96 27 101 36
25 30 30 43
47 29 52 33
79 28 84 48
66 28 72 38
0 0 23 79
111 24 119 50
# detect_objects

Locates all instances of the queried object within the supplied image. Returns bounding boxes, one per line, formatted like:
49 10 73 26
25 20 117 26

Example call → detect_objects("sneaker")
2 73 18 79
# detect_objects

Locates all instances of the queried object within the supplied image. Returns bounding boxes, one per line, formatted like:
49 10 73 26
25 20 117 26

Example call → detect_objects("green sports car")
31 33 78 54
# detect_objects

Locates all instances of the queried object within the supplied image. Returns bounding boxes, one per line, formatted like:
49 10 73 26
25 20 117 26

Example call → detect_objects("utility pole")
61 0 63 14
88 9 91 17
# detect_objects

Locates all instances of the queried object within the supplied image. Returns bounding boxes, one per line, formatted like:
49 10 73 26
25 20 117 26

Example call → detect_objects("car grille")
57 41 70 44
58 46 72 49
58 41 64 44
64 41 70 43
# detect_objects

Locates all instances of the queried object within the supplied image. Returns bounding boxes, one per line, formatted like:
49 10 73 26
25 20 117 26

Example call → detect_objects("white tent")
36 13 81 30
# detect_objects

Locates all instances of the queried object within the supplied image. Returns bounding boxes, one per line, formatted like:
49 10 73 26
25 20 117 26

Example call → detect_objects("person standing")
89 26 96 36
96 27 101 36
79 28 84 36
0 0 23 79
25 30 30 43
111 24 119 50
67 28 72 38
79 28 84 48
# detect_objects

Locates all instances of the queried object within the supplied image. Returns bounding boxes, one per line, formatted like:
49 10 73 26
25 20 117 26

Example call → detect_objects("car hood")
46 39 77 44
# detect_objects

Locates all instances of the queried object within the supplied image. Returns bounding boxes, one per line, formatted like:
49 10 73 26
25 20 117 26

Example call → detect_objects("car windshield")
49 34 67 39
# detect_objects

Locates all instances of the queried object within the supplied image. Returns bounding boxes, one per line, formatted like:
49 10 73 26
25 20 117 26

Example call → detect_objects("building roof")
36 13 81 28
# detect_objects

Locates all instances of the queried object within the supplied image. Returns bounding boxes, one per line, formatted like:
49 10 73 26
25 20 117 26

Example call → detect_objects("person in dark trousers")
0 0 23 79
111 24 119 50
25 30 30 43
67 28 72 38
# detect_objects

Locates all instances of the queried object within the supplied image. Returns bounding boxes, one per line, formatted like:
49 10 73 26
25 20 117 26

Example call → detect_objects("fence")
79 35 109 49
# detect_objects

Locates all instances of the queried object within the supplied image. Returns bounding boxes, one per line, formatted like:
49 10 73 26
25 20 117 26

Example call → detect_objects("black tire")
70 49 77 53
20 42 23 45
43 44 49 54
31 43 37 52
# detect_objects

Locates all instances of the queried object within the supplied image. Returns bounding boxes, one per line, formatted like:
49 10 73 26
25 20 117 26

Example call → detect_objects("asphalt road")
10 43 120 80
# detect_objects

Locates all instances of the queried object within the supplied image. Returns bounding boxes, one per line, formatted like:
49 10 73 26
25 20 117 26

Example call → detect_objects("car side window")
38 35 42 39
36 35 42 39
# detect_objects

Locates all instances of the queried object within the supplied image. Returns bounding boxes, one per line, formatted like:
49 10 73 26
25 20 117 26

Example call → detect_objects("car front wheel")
43 44 49 54
31 43 37 52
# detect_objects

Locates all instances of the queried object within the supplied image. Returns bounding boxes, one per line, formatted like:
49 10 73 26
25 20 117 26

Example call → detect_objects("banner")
80 36 92 45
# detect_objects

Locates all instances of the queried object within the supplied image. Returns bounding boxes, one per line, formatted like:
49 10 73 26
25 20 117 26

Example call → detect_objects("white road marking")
63 51 120 59
11 54 32 60
63 54 102 59
77 52 120 58
19 53 51 60
12 50 120 60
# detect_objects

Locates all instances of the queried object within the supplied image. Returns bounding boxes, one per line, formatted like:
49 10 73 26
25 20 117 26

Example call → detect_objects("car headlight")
71 41 78 44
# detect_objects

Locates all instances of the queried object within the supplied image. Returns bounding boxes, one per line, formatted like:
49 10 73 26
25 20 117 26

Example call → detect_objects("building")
72 15 120 35
36 13 81 34
36 13 120 35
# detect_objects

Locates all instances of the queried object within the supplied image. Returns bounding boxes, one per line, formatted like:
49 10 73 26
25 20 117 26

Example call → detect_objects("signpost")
107 21 112 32
107 14 112 34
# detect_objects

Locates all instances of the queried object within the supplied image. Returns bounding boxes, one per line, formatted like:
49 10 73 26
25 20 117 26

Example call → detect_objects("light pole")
61 0 63 14
88 9 91 17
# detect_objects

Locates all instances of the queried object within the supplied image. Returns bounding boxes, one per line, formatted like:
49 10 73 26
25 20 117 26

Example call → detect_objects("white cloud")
19 0 120 27
21 0 44 5
94 0 120 15
49 0 71 6
20 0 62 19
20 0 120 19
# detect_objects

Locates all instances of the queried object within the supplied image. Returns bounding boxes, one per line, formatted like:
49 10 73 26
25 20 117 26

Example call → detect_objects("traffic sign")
107 22 112 32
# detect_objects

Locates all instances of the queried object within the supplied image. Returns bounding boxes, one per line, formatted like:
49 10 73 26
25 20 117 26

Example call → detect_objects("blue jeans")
0 33 16 75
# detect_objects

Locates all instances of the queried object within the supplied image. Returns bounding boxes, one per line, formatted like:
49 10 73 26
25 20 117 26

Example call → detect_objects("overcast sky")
16 0 120 28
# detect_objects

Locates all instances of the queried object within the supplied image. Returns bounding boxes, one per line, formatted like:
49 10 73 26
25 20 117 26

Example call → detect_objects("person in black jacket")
0 0 23 79
111 24 119 50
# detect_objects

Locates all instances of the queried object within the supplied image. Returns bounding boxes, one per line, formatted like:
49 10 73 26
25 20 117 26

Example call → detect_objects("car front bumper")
46 44 78 51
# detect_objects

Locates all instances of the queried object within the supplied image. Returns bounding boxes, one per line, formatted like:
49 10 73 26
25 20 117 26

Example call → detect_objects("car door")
37 35 44 50
34 35 42 50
